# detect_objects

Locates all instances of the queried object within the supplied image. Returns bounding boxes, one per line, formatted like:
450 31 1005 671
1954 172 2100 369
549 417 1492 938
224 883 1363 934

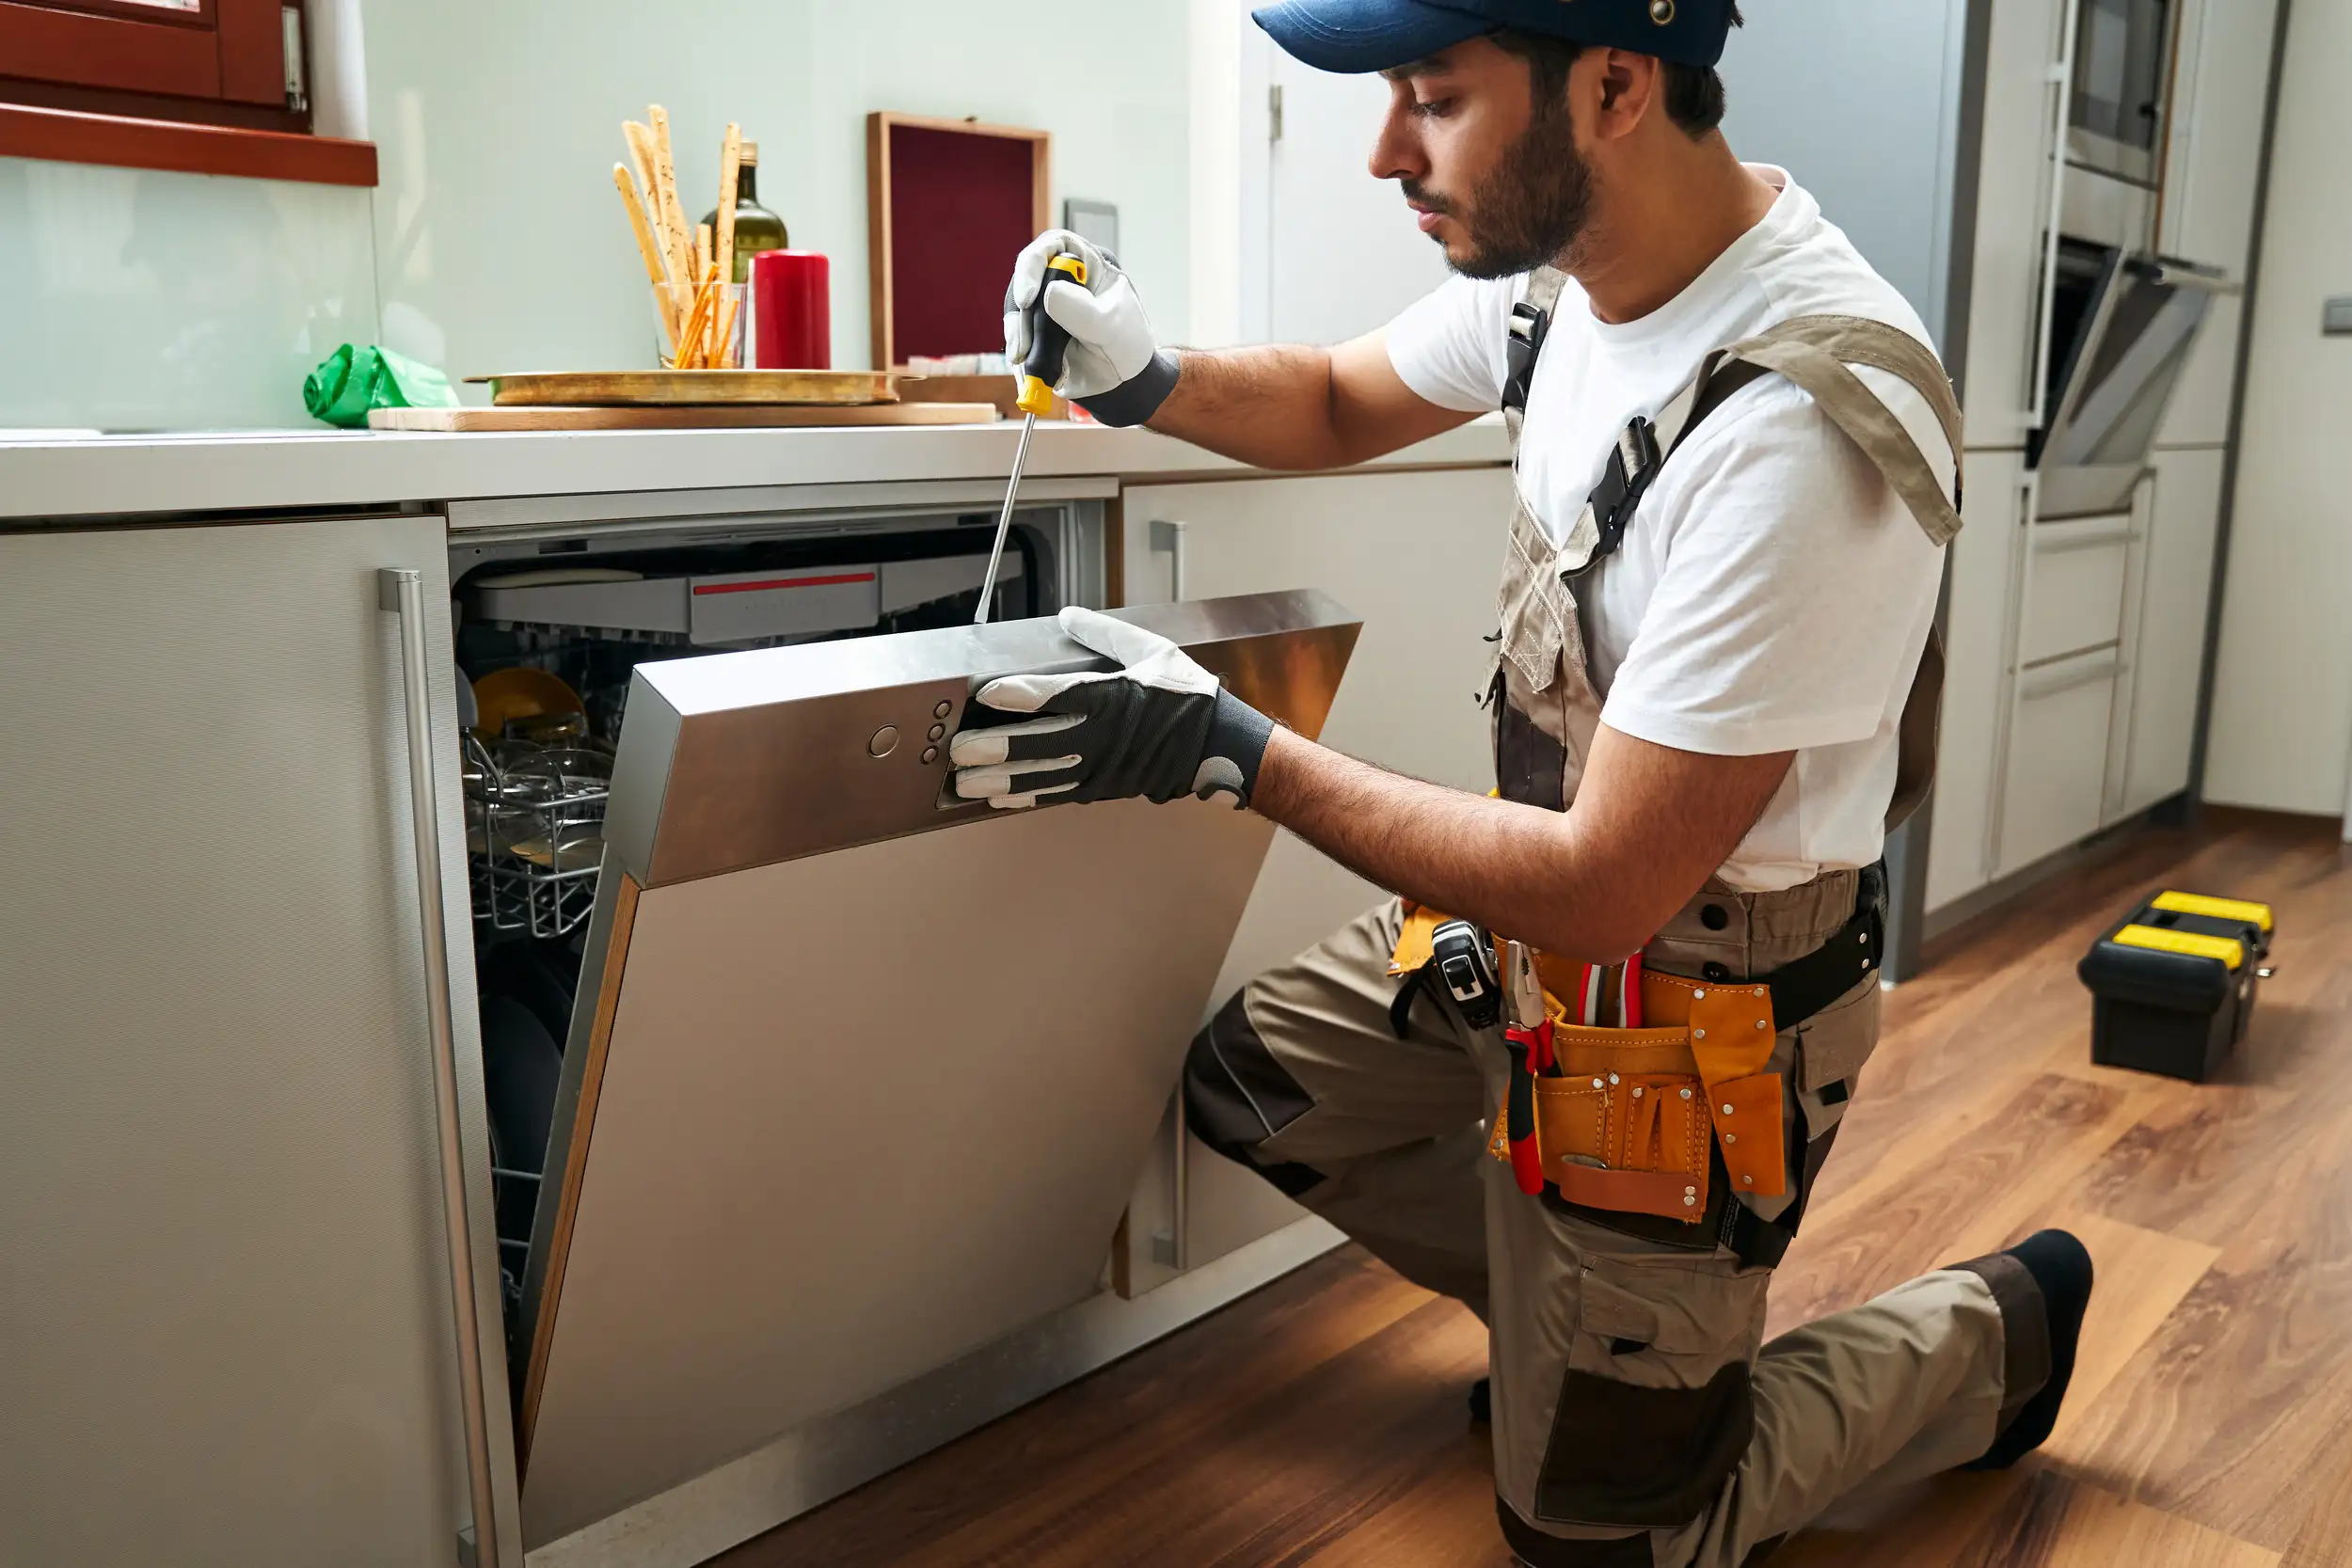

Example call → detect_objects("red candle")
752 250 832 370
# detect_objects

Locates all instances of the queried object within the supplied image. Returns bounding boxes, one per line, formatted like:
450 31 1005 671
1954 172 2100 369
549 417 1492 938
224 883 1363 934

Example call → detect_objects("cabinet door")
2155 0 2279 448
1999 651 2124 875
1963 0 2067 448
1120 467 1510 1272
2158 0 2281 277
2121 448 2227 812
1927 450 2026 912
0 518 518 1568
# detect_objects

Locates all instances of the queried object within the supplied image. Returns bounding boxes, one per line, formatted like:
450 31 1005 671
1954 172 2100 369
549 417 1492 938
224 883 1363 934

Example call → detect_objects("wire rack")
462 733 611 939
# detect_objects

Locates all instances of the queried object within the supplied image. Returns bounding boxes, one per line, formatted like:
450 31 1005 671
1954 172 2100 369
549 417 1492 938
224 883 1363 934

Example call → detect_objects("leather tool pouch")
1477 968 1789 1224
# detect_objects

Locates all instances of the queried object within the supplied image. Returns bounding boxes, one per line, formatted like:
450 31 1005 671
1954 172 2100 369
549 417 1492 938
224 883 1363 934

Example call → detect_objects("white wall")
0 2 1197 431
360 0 1195 382
2201 0 2349 819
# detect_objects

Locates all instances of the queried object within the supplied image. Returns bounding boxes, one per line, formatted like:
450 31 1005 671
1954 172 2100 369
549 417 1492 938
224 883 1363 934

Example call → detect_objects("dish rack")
462 733 611 939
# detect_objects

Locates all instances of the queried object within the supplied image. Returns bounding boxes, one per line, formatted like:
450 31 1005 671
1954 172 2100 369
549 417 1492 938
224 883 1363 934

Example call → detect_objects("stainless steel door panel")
606 590 1359 886
516 592 1359 1548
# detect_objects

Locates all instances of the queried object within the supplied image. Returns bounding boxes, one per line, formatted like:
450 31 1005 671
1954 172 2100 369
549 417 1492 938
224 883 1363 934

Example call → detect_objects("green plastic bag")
304 343 461 429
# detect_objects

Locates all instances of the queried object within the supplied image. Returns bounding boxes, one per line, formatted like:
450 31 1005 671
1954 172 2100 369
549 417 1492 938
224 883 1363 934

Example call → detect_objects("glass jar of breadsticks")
613 106 759 371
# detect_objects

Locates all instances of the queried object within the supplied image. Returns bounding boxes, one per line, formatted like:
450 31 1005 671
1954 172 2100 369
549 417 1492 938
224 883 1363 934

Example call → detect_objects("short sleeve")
1599 389 1947 757
1384 274 1518 414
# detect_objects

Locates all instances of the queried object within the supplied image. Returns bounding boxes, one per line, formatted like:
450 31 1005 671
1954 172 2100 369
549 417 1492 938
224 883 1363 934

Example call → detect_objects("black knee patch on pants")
1535 1362 1754 1529
1496 1501 1653 1566
1184 991 1325 1196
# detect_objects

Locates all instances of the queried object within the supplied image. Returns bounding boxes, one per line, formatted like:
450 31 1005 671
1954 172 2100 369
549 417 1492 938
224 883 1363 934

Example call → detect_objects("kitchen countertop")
0 418 1510 525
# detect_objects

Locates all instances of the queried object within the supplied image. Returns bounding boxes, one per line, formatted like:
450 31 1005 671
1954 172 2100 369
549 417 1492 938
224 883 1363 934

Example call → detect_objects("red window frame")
0 0 289 115
0 0 377 185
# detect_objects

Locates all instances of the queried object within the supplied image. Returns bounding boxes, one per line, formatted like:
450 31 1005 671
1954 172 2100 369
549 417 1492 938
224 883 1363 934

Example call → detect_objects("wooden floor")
724 810 2352 1568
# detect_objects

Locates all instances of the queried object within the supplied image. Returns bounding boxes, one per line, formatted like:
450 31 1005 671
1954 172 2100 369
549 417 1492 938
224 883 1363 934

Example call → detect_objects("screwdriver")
976 252 1087 626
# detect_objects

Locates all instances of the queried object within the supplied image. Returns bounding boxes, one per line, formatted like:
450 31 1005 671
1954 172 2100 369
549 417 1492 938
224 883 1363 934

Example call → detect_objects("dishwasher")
434 495 1362 1554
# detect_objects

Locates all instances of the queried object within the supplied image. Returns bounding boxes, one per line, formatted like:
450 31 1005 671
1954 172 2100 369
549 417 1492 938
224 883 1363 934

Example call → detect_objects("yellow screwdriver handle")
1017 254 1089 418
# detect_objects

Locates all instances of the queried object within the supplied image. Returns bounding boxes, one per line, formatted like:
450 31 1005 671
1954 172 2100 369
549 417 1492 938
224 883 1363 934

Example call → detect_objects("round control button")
934 700 954 720
921 746 940 765
867 725 899 758
928 722 946 742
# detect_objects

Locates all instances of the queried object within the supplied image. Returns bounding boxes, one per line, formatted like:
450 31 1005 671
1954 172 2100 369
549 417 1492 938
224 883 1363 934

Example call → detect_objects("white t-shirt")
1386 168 1953 893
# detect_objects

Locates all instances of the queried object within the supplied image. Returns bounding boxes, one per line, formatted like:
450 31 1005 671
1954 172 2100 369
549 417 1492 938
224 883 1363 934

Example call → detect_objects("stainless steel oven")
2030 238 2229 516
2068 0 2176 187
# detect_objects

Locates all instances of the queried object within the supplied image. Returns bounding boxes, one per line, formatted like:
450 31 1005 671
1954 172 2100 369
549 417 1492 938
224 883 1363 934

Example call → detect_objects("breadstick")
715 122 742 283
622 121 664 269
675 263 721 370
614 162 678 356
647 105 691 289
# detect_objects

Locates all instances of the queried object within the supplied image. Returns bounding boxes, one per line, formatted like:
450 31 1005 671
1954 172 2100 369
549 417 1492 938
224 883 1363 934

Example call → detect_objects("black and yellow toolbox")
2078 891 2275 1082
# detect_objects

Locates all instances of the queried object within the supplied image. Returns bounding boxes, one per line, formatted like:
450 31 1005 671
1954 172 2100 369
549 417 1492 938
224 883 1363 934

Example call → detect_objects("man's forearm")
1143 335 1474 471
1147 345 1364 470
1248 730 1646 961
1248 726 1796 964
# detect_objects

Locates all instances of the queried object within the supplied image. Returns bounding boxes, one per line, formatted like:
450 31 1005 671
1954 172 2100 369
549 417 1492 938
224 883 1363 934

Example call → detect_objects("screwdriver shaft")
975 410 1038 626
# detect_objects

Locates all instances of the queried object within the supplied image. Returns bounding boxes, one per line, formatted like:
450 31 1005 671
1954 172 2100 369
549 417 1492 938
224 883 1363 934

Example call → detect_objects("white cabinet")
2154 0 2280 449
1928 450 2026 911
0 518 516 1568
1961 0 2068 450
2020 513 2135 664
2120 448 2227 812
2000 648 2125 873
1118 466 1511 1275
2159 0 2281 277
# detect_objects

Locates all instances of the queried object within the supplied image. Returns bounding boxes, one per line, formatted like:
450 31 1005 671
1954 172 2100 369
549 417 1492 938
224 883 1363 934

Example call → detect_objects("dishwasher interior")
445 499 1092 1375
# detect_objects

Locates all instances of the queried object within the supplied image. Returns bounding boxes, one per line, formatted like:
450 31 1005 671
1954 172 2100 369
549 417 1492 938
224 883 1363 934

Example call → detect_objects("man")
950 2 2095 1563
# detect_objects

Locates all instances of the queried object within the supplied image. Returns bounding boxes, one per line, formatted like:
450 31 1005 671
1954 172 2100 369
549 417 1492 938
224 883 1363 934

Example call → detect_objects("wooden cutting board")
471 369 899 406
369 402 1000 433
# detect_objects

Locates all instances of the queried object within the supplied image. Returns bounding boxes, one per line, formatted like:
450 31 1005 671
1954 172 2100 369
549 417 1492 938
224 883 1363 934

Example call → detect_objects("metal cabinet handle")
2033 520 2139 554
379 568 503 1568
1151 519 1191 602
2019 653 2124 701
2028 0 2082 433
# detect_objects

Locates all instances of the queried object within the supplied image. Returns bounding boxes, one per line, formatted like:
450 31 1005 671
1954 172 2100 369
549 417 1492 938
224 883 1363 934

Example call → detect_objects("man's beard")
1406 100 1595 280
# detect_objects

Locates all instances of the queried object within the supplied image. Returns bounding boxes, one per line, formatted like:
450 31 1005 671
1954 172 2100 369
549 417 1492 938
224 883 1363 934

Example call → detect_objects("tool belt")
1390 882 1881 1225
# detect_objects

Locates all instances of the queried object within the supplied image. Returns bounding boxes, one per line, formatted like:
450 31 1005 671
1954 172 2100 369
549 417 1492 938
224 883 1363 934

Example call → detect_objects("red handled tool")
1502 942 1552 1196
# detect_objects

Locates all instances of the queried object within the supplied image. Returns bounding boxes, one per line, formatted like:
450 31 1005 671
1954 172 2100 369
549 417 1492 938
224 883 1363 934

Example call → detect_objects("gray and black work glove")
948 607 1275 811
1003 230 1182 428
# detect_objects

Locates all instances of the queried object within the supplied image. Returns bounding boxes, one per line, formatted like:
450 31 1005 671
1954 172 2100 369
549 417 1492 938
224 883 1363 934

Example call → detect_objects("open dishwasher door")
513 590 1360 1547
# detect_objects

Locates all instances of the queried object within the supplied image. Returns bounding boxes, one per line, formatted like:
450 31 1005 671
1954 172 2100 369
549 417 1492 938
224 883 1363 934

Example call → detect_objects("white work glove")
948 606 1276 811
1003 230 1183 428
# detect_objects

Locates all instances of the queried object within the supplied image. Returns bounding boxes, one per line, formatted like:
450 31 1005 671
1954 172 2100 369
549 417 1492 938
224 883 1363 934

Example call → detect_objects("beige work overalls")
1184 273 2053 1567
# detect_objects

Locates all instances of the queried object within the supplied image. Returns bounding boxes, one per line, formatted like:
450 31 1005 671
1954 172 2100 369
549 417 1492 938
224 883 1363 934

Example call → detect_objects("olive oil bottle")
703 141 788 282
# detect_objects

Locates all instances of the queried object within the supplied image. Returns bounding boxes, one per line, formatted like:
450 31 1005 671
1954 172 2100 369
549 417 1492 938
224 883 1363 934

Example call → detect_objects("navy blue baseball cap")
1253 0 1736 73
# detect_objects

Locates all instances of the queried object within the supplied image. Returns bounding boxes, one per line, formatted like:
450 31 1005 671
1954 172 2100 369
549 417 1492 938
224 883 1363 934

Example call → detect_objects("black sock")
1967 1228 2094 1469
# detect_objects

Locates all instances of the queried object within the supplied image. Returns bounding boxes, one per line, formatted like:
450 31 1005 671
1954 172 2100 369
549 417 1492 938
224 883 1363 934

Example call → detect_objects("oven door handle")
379 566 505 1568
2131 258 2245 296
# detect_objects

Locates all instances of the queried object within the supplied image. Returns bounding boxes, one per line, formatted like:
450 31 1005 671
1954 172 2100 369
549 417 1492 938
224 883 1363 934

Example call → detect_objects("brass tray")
469 370 899 407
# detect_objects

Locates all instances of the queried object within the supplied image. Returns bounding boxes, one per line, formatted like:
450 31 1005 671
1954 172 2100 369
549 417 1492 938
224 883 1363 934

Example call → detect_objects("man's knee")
1182 990 1326 1197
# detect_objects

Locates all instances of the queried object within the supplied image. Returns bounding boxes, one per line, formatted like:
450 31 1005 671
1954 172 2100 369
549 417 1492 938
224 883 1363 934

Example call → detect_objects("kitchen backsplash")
0 0 1192 433
0 158 380 433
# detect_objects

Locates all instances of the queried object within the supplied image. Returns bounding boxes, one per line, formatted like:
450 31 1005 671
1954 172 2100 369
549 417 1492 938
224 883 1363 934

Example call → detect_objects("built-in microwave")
2068 0 2176 187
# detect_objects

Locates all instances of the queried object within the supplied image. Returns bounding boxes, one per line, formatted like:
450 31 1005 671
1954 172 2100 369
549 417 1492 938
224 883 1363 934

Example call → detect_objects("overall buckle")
1502 301 1550 415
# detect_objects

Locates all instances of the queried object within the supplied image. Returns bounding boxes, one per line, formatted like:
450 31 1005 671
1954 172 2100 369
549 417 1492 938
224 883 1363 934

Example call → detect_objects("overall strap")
1693 314 1964 546
1502 266 1572 450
